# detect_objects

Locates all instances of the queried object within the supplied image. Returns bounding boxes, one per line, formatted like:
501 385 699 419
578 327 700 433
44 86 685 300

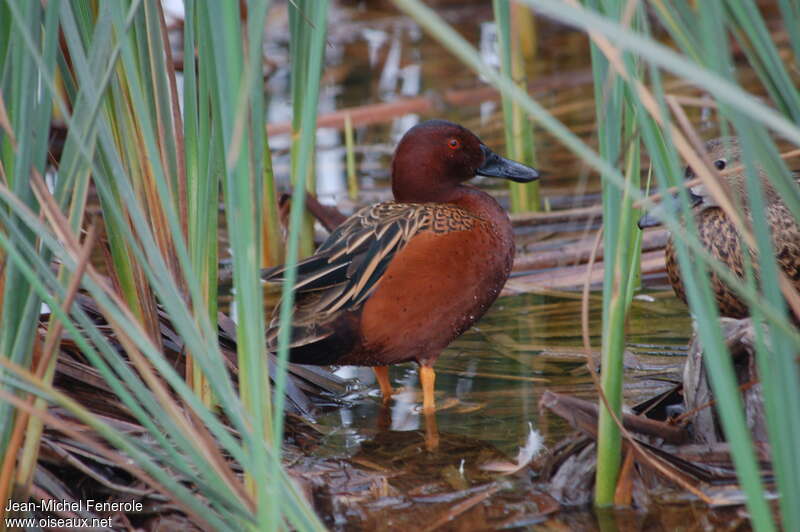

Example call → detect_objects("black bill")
477 145 539 183
637 189 704 229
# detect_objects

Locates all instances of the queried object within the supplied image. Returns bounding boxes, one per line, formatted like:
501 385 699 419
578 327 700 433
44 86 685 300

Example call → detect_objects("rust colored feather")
263 202 482 352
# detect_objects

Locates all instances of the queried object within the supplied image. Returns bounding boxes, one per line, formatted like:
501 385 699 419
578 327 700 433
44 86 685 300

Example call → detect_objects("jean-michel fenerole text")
5 498 143 513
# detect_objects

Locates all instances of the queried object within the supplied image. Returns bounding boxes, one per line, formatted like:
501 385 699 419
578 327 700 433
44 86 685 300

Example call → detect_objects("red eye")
448 139 460 149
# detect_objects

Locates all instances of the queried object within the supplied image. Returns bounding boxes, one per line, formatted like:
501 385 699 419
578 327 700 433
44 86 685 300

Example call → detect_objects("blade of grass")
345 113 358 201
0 0 60 507
202 1 274 527
736 124 800 531
778 0 800 69
493 0 539 213
3 1 323 527
272 0 330 443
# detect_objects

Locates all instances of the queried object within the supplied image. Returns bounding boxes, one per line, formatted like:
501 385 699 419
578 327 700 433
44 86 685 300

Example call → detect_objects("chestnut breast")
351 215 513 366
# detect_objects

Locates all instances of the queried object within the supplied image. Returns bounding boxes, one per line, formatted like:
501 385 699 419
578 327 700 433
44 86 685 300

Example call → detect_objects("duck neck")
450 185 515 270
446 185 509 225
393 181 509 226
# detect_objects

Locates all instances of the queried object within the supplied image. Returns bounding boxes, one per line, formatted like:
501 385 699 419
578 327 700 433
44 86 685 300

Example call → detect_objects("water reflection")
299 288 694 529
314 291 690 458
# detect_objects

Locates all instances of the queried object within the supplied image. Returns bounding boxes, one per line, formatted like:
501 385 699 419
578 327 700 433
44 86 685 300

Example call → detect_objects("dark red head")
391 120 539 203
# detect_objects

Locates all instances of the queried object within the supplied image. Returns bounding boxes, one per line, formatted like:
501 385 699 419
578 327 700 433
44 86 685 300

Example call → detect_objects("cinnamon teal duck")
644 137 800 318
264 120 539 412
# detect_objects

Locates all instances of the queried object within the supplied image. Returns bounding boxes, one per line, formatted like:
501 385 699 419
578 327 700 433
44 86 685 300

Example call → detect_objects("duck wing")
263 202 479 350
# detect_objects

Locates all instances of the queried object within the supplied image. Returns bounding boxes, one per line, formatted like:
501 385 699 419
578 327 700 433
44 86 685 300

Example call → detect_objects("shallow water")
313 289 691 457
287 289 703 530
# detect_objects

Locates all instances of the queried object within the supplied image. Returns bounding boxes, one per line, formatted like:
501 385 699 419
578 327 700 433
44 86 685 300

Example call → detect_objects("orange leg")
424 407 440 451
373 366 393 403
419 365 436 412
419 365 439 450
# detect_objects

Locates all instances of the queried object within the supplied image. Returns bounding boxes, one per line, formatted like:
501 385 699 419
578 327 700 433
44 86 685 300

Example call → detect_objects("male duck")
264 120 539 411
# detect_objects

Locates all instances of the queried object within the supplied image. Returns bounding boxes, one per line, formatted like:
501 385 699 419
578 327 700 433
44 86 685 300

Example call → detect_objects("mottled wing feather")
292 262 349 292
767 202 800 284
264 202 480 350
669 173 800 318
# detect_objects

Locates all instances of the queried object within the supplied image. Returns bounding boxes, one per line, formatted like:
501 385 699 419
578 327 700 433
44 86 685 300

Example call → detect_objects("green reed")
0 1 324 529
289 0 329 258
345 113 359 201
0 0 59 507
493 0 540 213
584 0 644 507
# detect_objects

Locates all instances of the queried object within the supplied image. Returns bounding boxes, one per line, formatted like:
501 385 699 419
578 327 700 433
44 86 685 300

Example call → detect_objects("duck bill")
477 145 539 183
637 211 662 229
637 190 704 229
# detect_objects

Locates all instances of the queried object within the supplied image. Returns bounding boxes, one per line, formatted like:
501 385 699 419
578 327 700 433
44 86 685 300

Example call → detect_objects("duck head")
686 137 782 209
391 119 539 203
637 137 778 229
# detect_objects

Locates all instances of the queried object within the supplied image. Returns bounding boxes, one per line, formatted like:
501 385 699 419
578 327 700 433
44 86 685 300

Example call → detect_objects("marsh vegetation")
1 0 799 530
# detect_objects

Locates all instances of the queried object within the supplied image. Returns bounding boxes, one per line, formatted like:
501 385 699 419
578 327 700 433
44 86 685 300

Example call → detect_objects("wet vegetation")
1 0 799 530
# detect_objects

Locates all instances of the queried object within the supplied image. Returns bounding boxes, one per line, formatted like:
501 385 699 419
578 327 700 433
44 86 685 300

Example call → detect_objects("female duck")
264 120 539 411
658 137 800 318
